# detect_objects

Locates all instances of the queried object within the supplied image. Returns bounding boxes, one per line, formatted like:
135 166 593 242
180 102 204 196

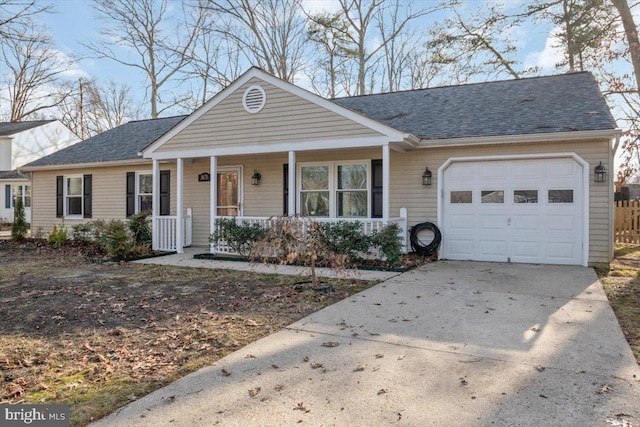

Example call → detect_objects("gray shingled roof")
0 120 55 136
332 72 616 140
0 170 29 180
24 116 186 167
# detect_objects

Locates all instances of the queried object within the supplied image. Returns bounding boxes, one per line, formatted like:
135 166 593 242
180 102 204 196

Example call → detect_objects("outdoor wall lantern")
594 161 607 183
422 167 432 186
198 172 210 182
251 169 262 185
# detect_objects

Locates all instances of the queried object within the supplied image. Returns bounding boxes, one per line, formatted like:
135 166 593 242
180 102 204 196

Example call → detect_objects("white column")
152 159 159 250
176 158 184 254
288 151 296 216
382 144 390 222
210 156 218 253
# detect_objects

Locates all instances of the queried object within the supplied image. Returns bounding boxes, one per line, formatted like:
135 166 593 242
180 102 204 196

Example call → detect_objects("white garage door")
442 158 584 265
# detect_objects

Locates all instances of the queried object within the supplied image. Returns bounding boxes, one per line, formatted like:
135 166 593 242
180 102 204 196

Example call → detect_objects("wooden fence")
614 200 640 243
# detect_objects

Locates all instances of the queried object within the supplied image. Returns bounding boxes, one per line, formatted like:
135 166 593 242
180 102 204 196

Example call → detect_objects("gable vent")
243 85 267 113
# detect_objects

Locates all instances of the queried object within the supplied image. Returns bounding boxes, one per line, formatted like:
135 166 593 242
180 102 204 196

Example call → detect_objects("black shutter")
83 174 92 218
126 172 135 217
371 159 382 218
160 170 170 216
56 176 63 218
283 164 288 215
5 185 11 209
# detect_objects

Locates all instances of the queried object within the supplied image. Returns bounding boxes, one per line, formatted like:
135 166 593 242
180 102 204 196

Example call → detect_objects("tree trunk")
612 0 640 93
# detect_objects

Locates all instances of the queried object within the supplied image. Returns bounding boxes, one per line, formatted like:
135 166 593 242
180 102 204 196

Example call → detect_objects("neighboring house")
0 120 80 222
22 68 619 267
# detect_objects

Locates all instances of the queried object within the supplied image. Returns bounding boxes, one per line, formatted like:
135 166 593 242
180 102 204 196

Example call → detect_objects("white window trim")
64 175 83 218
11 184 31 208
296 160 371 218
135 171 153 214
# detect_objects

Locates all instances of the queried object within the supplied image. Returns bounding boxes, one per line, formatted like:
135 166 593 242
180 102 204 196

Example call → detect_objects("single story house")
22 68 619 267
1 120 79 222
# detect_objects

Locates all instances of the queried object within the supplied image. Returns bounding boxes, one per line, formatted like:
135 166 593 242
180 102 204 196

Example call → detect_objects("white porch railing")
211 208 408 256
153 208 193 251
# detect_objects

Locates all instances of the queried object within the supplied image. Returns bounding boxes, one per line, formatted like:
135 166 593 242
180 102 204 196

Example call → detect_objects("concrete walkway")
93 261 640 427
134 247 402 281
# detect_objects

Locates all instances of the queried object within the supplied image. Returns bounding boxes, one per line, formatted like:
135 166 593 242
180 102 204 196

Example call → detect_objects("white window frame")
135 171 153 214
11 184 31 208
297 160 371 218
64 175 83 218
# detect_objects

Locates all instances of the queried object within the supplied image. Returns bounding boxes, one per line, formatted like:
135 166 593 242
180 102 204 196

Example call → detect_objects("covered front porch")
149 145 409 255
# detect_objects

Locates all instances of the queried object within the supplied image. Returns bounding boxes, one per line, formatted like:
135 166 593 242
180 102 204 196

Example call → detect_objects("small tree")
11 197 27 241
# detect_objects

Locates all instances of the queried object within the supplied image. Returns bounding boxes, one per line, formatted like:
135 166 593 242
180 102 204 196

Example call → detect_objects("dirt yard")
0 243 376 426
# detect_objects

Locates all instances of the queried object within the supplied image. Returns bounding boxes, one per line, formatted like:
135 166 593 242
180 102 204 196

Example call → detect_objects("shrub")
317 221 370 265
371 223 402 266
105 220 131 259
210 218 266 256
48 220 68 246
71 223 94 245
129 210 152 245
11 197 28 241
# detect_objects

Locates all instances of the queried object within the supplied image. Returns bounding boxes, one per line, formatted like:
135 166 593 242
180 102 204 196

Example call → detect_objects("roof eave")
20 158 151 172
416 129 621 148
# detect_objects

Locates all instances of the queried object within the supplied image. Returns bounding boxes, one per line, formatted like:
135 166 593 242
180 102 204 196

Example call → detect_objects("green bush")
129 210 152 245
371 223 402 266
210 218 266 256
105 220 131 259
71 223 93 245
317 221 370 264
11 197 28 241
48 220 68 246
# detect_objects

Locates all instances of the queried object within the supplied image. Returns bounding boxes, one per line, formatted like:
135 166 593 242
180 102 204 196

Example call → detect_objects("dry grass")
598 244 640 364
0 245 375 426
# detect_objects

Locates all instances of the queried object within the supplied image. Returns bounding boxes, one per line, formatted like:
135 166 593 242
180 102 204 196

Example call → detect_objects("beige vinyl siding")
156 77 383 153
31 163 177 236
387 139 612 266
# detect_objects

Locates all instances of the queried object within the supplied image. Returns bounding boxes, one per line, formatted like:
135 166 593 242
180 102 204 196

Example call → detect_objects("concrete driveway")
92 261 640 427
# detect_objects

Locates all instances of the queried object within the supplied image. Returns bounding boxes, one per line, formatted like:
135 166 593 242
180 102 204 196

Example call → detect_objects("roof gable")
144 68 405 156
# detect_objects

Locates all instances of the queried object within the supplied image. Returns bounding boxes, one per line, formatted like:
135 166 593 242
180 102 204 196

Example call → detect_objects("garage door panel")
511 215 541 231
479 240 508 257
479 214 507 229
448 214 475 230
443 158 583 266
449 239 475 257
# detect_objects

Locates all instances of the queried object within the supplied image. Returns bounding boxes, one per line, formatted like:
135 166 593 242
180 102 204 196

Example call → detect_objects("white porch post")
176 158 184 254
210 156 218 254
152 159 159 250
382 144 390 222
288 150 296 216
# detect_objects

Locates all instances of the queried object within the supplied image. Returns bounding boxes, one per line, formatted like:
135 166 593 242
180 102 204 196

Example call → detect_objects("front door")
216 167 242 216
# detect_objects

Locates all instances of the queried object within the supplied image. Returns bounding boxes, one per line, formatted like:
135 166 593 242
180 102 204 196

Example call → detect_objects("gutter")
416 129 622 148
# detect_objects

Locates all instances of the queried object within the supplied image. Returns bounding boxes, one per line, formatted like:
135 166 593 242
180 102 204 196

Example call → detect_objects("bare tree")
334 0 438 95
1 24 74 121
0 0 51 42
306 12 351 98
205 0 308 83
85 0 206 118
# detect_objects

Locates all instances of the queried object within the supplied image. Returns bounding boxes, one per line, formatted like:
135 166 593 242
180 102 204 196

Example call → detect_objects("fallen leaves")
321 342 340 348
221 369 231 377
293 402 310 413
596 385 613 394
248 387 261 398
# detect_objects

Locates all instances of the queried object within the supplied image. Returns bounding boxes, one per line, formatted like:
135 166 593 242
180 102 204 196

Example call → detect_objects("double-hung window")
137 172 153 213
299 161 369 218
11 185 31 208
66 176 83 216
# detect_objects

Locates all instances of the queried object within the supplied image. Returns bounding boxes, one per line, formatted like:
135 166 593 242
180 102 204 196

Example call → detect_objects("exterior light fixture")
594 161 606 183
251 169 262 185
422 167 432 186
